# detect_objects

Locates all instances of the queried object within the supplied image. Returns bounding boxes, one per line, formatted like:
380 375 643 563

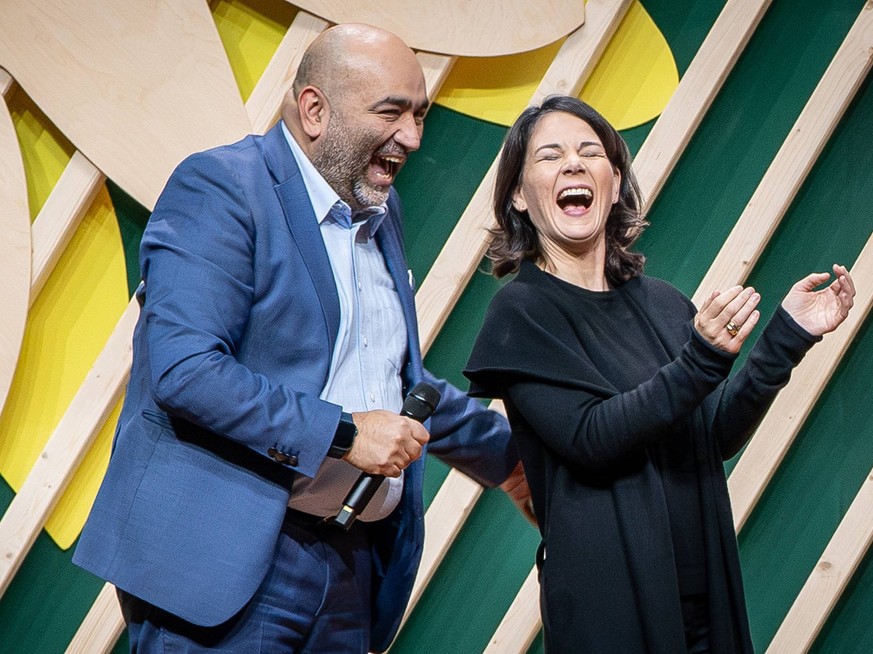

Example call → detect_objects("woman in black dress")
464 96 855 653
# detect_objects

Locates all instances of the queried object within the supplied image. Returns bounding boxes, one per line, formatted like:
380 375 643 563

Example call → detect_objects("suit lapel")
261 124 341 353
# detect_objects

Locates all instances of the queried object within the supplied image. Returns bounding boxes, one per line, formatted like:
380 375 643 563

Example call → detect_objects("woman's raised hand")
695 285 761 354
781 264 855 337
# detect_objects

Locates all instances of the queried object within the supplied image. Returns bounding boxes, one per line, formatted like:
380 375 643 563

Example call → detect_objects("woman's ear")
512 187 527 212
612 168 621 205
297 86 328 139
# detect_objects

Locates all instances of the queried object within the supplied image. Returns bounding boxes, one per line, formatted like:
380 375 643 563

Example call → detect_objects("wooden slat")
766 467 873 653
730 234 873 530
632 0 774 207
65 583 124 654
415 0 632 354
416 52 457 103
0 299 138 596
245 11 328 134
401 471 484 624
0 67 12 95
484 567 541 654
693 5 873 307
30 151 105 301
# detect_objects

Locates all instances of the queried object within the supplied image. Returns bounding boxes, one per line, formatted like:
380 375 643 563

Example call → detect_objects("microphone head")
402 382 441 421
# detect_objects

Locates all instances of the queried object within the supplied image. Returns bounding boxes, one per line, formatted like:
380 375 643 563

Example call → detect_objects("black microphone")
331 382 441 530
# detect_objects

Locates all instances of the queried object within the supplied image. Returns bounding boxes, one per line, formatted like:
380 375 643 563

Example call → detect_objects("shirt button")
363 336 369 347
369 392 376 403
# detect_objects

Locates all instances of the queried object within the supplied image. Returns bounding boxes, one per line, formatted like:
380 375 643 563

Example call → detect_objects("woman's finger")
717 286 756 325
704 285 744 318
728 291 761 328
792 271 831 294
733 310 760 343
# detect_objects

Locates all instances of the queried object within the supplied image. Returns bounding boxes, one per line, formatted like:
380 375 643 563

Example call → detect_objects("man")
73 23 526 653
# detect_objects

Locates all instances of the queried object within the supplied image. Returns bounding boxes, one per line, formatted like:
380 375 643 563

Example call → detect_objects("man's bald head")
292 23 422 101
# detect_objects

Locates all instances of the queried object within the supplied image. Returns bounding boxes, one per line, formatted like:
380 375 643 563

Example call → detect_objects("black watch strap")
327 412 358 458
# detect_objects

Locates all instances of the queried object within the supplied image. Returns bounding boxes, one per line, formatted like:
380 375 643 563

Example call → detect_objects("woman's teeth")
557 187 593 209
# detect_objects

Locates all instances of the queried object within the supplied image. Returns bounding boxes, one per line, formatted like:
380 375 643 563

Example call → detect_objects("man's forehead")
339 62 426 106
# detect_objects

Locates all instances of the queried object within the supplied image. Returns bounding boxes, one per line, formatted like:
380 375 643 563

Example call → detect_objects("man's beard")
312 115 390 209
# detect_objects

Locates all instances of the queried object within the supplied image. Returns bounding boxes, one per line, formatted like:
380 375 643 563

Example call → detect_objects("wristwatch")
327 412 358 458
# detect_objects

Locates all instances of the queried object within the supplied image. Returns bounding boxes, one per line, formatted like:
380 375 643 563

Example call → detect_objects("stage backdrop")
0 1 871 653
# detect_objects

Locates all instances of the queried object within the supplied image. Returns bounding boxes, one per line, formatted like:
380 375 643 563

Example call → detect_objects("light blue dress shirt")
282 122 408 521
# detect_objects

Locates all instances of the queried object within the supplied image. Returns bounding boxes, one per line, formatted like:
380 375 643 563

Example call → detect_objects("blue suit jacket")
73 124 515 651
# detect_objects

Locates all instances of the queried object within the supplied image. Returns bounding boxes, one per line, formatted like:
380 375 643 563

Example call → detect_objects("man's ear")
298 86 328 139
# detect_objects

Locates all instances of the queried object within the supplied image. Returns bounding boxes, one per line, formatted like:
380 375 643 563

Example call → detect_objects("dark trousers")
119 509 372 653
682 593 711 654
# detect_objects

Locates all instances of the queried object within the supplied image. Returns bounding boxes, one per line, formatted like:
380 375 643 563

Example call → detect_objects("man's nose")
394 114 422 152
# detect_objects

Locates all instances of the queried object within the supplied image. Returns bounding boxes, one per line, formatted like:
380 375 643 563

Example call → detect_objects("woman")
464 96 855 653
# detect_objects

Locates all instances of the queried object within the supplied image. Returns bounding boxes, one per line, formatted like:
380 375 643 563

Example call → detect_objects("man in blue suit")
73 23 525 653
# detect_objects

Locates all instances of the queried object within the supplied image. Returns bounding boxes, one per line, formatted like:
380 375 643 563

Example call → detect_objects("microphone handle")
333 473 386 529
331 389 437 530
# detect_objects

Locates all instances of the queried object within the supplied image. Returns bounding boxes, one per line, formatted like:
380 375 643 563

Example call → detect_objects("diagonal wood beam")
766 466 873 653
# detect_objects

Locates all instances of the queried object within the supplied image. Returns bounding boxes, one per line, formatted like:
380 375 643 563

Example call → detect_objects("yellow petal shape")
578 2 679 131
434 1 678 131
212 0 298 102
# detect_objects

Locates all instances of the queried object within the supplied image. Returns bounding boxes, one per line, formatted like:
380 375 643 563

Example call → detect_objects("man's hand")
342 410 430 477
500 460 537 527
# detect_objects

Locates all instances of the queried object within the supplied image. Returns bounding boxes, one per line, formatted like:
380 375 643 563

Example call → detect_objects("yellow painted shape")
0 185 128 549
212 0 298 102
434 0 678 131
8 86 74 219
433 40 564 127
578 1 678 131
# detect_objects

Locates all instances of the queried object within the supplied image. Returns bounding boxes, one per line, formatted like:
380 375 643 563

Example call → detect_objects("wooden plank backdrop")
0 1 870 653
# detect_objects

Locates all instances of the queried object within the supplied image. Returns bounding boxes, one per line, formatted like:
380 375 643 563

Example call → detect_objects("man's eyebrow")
370 96 430 113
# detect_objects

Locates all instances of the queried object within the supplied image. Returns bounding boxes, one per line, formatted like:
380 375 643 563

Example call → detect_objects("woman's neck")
538 241 610 291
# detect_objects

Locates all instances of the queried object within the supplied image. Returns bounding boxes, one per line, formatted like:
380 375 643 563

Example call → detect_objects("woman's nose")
562 155 586 173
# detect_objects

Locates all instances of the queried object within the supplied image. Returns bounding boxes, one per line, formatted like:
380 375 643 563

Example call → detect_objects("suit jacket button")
267 447 278 459
287 454 299 466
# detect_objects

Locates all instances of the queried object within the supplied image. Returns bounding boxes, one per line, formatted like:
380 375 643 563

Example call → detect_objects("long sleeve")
503 330 733 471
711 305 820 458
424 370 516 487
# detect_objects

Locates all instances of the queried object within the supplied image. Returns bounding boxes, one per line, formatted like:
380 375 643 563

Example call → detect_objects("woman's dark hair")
488 95 647 285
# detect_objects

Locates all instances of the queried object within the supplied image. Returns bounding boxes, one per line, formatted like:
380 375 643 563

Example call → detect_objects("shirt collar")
281 121 387 238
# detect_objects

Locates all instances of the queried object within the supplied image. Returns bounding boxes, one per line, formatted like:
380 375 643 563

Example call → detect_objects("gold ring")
725 320 740 337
